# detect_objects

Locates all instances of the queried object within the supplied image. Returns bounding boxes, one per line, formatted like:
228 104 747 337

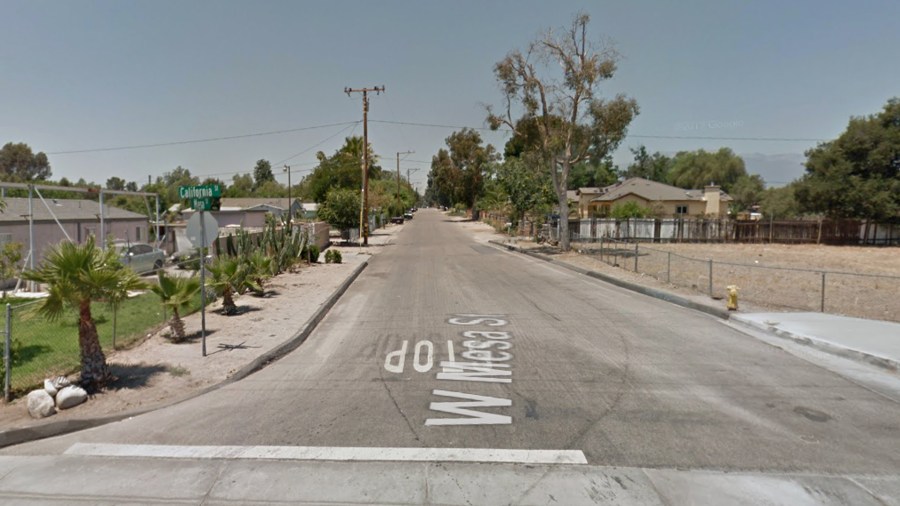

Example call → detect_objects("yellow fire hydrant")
726 285 739 311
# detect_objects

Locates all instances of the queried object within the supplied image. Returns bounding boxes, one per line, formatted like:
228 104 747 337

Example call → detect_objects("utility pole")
396 150 414 213
407 168 420 200
344 85 385 246
283 165 292 229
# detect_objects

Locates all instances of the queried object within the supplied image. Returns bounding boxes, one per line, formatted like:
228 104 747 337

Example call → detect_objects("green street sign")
179 184 222 199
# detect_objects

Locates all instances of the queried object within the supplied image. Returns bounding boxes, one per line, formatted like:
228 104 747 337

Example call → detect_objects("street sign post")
180 189 221 357
179 184 222 211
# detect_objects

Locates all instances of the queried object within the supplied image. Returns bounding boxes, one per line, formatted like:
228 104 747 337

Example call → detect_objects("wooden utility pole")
396 150 414 213
344 85 385 245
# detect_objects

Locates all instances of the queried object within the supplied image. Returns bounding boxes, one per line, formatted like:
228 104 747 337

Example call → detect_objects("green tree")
318 187 361 231
425 129 497 211
225 173 254 197
496 155 555 228
794 98 900 220
0 142 52 181
0 242 23 296
23 237 147 388
151 271 200 342
487 13 639 250
729 174 766 212
623 145 670 182
106 177 127 191
568 158 619 189
253 159 274 189
306 136 381 203
667 148 747 192
610 201 652 219
759 183 801 219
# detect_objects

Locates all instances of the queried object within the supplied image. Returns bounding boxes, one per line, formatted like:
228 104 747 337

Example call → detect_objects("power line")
47 121 359 155
368 119 827 143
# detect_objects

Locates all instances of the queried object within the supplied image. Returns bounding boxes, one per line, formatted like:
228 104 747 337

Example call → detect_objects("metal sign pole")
200 210 207 357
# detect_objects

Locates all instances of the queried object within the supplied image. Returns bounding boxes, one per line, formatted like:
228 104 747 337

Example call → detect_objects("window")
136 227 142 241
675 205 688 215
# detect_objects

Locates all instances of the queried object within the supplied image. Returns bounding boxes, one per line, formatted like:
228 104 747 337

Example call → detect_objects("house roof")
577 187 602 195
566 190 579 201
219 198 297 211
0 197 147 223
590 178 733 203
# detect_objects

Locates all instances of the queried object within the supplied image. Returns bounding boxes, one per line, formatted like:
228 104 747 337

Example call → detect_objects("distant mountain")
741 152 807 188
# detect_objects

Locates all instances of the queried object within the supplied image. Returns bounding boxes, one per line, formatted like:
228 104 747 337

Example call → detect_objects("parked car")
114 241 166 275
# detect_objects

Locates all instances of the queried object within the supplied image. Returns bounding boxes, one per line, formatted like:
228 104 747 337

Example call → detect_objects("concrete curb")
489 240 731 320
729 315 900 372
0 260 369 448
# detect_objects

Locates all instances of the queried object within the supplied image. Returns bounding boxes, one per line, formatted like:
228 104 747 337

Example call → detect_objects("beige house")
574 187 604 218
588 178 733 218
0 197 150 264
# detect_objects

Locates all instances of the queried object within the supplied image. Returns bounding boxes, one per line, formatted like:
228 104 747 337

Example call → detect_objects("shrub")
324 249 334 263
308 245 320 263
331 249 342 264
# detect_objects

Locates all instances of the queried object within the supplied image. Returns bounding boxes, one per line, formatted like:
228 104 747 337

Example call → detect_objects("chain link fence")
2 292 180 401
581 238 900 323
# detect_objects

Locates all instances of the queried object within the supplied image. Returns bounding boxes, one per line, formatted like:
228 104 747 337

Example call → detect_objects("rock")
43 379 58 397
49 376 71 390
27 389 56 419
56 385 88 410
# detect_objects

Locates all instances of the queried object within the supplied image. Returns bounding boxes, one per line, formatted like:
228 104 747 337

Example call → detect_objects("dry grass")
567 241 900 322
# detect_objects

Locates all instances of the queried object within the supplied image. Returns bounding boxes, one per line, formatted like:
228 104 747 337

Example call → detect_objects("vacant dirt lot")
530 241 900 322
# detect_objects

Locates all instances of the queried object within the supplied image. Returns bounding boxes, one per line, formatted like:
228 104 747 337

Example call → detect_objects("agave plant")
151 271 200 342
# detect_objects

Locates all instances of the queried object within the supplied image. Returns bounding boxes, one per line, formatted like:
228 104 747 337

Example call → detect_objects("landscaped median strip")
64 442 589 464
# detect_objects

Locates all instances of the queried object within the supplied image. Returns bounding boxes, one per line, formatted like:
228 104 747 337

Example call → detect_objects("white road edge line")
64 443 588 464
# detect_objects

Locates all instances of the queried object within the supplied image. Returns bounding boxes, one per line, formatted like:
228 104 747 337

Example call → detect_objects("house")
588 178 733 218
182 197 302 228
574 187 603 218
0 197 151 264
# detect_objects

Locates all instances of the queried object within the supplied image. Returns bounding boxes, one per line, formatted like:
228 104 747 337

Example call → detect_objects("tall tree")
225 173 254 197
106 176 127 191
729 174 766 212
0 142 52 181
306 136 380 203
487 12 639 250
667 148 747 192
794 98 900 220
253 159 274 189
623 145 671 182
425 129 497 213
568 158 619 189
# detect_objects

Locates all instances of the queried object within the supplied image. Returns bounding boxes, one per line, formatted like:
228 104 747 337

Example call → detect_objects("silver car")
114 242 166 275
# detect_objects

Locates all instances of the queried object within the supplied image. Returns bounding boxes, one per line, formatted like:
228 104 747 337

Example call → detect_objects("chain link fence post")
4 303 10 402
821 271 826 312
708 259 714 298
667 251 672 284
634 242 639 272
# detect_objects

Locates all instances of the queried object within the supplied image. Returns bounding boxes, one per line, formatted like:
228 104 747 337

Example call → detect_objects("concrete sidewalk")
731 312 900 371
491 240 900 372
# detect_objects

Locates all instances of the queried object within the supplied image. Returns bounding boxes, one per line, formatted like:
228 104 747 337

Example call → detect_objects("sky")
3 0 899 192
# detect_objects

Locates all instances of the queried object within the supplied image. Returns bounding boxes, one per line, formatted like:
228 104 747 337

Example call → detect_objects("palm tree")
245 250 273 296
150 271 200 342
206 255 259 315
24 236 147 388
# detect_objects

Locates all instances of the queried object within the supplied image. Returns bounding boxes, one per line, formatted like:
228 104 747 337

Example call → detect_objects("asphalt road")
3 208 899 501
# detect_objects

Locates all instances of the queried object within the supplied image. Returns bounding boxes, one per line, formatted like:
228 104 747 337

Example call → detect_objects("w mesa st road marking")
384 314 515 426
